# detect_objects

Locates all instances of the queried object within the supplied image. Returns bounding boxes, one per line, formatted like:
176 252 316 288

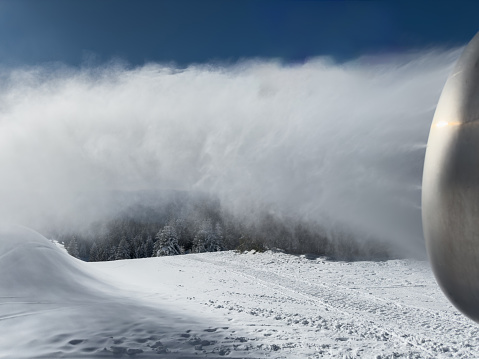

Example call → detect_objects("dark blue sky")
0 0 478 67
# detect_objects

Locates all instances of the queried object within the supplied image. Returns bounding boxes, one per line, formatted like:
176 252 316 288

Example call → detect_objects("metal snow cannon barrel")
423 31 479 322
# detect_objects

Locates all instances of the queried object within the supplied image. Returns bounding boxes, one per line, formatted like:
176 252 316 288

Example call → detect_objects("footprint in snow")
68 339 84 345
80 347 98 353
134 338 149 343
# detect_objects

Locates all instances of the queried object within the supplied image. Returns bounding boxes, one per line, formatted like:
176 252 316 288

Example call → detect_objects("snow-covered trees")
153 225 183 256
115 238 131 260
172 218 194 252
56 191 395 263
144 236 154 257
81 218 228 262
66 237 80 258
89 242 100 261
132 235 145 258
192 220 223 253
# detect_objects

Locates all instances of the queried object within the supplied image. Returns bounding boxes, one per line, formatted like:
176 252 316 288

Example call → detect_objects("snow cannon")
423 31 479 322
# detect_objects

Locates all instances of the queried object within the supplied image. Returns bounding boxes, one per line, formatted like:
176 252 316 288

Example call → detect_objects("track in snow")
169 251 479 358
2 224 478 358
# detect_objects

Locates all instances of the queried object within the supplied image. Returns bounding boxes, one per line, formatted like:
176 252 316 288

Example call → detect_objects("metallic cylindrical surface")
423 32 479 322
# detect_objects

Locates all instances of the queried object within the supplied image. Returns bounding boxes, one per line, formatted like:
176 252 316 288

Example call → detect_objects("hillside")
0 224 477 358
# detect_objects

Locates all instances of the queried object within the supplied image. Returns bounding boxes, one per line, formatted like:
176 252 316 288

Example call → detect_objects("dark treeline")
52 191 393 262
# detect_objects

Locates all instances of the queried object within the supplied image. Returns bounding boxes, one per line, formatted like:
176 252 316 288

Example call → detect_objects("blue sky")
0 0 477 67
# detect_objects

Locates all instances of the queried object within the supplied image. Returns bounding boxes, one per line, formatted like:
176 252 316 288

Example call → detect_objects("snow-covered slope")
1 225 478 358
0 225 233 358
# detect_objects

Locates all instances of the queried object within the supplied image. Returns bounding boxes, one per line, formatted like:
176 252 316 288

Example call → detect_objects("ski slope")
0 224 478 358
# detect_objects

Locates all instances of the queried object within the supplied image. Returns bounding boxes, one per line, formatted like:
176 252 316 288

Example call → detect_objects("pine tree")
192 220 223 253
215 223 224 248
153 226 182 256
172 218 193 251
76 240 84 259
144 235 154 257
66 237 80 258
89 242 99 262
108 245 117 261
192 229 207 253
133 235 145 258
97 242 108 261
116 239 131 260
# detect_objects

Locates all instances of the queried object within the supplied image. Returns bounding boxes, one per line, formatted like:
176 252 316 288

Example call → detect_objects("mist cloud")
0 49 461 256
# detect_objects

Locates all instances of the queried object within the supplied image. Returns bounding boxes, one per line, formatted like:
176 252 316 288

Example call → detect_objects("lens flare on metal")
423 32 479 322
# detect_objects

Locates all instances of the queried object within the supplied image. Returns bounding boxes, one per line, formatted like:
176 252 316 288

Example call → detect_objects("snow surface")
1 224 478 358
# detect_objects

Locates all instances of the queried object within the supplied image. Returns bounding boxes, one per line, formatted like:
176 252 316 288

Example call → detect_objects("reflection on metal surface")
423 32 479 322
434 121 461 128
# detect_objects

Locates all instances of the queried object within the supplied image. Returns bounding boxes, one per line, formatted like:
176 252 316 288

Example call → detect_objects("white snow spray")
0 49 461 257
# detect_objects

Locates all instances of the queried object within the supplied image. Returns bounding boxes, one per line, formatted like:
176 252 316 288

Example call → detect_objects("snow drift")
0 224 104 300
0 224 234 358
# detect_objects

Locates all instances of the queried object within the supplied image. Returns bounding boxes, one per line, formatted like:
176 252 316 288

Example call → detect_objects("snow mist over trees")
0 49 461 258
55 191 392 262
